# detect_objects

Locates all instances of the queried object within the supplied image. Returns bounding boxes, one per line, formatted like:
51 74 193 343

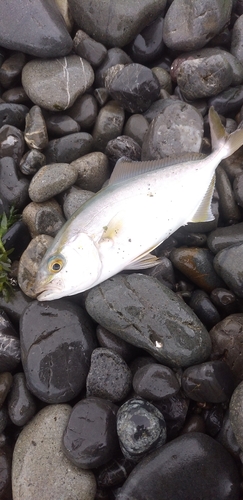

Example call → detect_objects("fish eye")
47 255 65 274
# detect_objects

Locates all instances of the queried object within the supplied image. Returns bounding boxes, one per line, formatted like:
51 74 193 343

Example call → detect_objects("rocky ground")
0 0 243 499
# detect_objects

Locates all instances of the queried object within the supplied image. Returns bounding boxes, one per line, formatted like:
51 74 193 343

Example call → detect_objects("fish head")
34 231 102 301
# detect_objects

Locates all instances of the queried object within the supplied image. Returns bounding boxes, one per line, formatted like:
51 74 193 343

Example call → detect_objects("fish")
34 107 243 301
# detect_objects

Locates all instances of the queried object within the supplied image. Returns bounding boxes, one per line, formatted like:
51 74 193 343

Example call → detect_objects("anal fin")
189 175 215 223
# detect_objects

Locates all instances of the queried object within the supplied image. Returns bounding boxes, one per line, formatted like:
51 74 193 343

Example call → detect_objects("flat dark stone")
0 103 29 129
43 132 93 164
182 360 235 403
0 0 72 57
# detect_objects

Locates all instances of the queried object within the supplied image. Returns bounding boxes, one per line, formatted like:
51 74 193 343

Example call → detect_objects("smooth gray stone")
163 0 233 51
0 0 72 58
207 222 243 254
93 100 125 152
214 243 243 298
8 372 36 426
85 274 212 368
22 199 65 238
71 152 110 192
22 56 94 111
62 186 94 219
28 163 78 202
68 0 167 47
116 432 240 500
12 405 96 500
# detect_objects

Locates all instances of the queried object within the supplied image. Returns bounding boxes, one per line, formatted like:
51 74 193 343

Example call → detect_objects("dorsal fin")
109 153 206 185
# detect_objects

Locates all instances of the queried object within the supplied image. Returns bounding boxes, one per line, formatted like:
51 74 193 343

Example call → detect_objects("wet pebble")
62 186 94 219
20 300 96 403
0 102 28 129
67 94 98 128
214 243 243 298
1 86 29 105
28 163 78 202
182 360 235 403
189 289 221 328
12 404 96 500
95 48 132 87
123 114 149 147
71 152 110 192
163 0 232 51
0 156 29 213
128 16 164 64
68 0 167 47
132 363 180 401
86 348 132 402
209 314 243 382
43 131 93 164
0 52 26 88
24 105 48 150
230 381 243 452
93 100 125 152
217 410 241 460
73 29 107 67
0 311 20 372
96 325 137 364
105 136 141 166
22 56 94 111
8 372 36 426
105 63 160 113
63 397 118 468
177 54 233 100
18 234 53 298
170 247 224 293
45 114 80 137
22 199 65 238
208 222 243 254
0 372 12 408
0 0 72 57
19 149 46 176
97 455 135 489
210 288 237 317
117 398 166 462
0 124 25 164
116 432 240 500
85 274 212 368
141 101 204 160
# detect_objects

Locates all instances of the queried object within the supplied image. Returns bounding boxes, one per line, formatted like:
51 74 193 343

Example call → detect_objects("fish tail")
209 106 243 159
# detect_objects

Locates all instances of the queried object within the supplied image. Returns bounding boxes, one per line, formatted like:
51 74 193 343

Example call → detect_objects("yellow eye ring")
47 255 64 274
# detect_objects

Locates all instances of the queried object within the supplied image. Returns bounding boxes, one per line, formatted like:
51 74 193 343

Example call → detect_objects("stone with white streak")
22 55 94 111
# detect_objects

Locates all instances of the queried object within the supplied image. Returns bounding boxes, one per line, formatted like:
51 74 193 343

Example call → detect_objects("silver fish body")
34 108 243 300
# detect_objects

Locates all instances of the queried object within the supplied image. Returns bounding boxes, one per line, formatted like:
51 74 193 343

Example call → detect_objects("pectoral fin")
189 175 215 223
125 251 160 270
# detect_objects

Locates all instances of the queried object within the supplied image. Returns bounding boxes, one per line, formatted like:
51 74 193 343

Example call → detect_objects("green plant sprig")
0 207 19 301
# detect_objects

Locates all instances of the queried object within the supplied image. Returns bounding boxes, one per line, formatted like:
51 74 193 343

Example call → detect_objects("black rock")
116 432 240 500
0 52 26 89
0 157 29 213
117 398 167 462
189 290 221 329
0 103 29 129
45 115 80 137
182 360 235 403
105 63 160 113
127 16 164 64
214 243 243 298
154 391 189 440
0 125 25 165
210 314 243 382
95 48 132 87
208 222 243 254
73 29 107 67
8 372 36 426
42 132 93 164
132 363 180 401
2 220 31 260
20 300 97 403
62 396 119 468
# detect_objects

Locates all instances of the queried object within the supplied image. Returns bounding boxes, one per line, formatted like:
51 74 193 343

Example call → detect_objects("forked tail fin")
209 106 243 160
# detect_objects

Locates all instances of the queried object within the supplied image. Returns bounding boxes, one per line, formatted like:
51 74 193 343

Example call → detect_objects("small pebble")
207 222 243 254
42 131 93 164
22 199 65 238
71 152 110 192
210 314 243 382
132 363 180 401
28 163 78 202
0 102 28 129
117 398 167 462
8 372 36 426
214 243 243 298
0 52 26 88
18 234 53 298
62 186 94 219
24 105 48 150
86 348 132 402
63 397 119 468
0 372 13 408
93 100 125 152
0 124 25 164
45 114 80 137
67 94 98 128
182 360 235 403
19 149 46 176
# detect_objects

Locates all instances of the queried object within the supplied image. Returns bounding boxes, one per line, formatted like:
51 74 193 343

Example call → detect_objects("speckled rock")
68 0 167 47
85 274 212 368
18 234 53 298
12 404 96 500
86 348 132 402
93 100 125 152
141 102 204 160
20 300 97 403
22 56 94 111
163 0 233 51
28 163 78 202
105 63 160 113
0 0 73 57
117 398 167 462
22 199 65 238
214 244 243 298
62 186 94 219
116 432 240 500
71 152 110 192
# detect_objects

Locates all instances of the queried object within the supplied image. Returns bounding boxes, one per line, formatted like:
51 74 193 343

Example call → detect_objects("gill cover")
68 231 102 289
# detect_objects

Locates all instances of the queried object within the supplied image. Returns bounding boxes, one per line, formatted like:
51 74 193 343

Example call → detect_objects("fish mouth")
34 279 64 301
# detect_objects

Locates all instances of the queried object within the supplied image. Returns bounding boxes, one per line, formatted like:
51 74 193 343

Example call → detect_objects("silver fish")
34 107 243 301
